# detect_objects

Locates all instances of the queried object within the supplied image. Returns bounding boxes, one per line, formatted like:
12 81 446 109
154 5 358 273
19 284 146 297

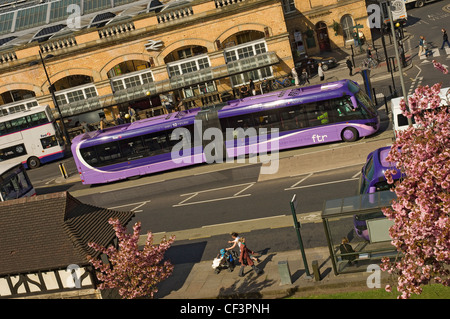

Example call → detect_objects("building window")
55 84 99 104
110 70 154 92
281 0 295 14
166 55 211 77
341 15 354 41
224 39 273 87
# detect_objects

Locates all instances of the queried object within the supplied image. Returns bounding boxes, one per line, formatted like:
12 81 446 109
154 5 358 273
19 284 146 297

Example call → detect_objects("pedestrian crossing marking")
419 47 450 63
420 48 440 60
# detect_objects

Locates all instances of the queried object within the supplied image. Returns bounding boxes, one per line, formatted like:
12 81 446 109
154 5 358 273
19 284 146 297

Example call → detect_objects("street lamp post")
37 51 72 147
386 1 412 126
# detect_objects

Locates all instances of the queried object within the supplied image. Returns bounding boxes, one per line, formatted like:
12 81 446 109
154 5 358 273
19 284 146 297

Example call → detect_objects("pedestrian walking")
423 37 432 57
291 67 299 86
238 237 262 277
300 68 310 85
127 106 137 122
226 232 260 264
418 36 425 56
346 57 353 76
318 63 324 81
441 28 450 50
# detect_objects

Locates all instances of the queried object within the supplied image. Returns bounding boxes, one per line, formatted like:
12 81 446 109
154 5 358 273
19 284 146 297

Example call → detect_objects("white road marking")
284 178 359 191
108 200 151 212
288 172 313 189
174 182 254 207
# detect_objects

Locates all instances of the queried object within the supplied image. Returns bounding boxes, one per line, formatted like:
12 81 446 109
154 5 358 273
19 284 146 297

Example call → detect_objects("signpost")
290 194 312 278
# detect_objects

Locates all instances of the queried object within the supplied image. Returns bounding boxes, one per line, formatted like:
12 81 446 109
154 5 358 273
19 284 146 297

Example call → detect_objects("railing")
98 22 136 39
157 7 194 24
0 50 17 64
40 37 77 53
214 0 245 8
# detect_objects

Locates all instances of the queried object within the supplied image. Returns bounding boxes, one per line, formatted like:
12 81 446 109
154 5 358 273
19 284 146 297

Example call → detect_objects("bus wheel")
341 127 358 142
127 175 141 181
415 0 424 7
27 156 41 169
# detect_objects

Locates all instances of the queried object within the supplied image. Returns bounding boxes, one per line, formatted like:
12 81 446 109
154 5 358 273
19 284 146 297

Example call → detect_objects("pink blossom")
381 82 450 299
88 218 175 299
432 60 449 74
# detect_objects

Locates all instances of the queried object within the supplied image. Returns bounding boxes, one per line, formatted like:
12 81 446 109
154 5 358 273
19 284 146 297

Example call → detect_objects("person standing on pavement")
318 63 324 81
291 67 299 86
346 57 353 76
441 29 450 50
249 79 256 96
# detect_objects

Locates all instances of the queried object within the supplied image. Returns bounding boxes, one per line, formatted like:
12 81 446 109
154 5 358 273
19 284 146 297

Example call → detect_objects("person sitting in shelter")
339 237 357 265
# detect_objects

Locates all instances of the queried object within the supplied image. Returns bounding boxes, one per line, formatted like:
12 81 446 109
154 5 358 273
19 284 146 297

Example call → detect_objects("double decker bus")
0 162 36 201
71 79 380 185
0 105 66 169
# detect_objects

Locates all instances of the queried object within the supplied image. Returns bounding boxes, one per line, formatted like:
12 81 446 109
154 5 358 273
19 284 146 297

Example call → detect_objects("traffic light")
394 19 407 29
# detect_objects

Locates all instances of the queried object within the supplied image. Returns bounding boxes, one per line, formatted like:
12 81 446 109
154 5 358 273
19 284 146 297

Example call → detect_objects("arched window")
340 15 354 41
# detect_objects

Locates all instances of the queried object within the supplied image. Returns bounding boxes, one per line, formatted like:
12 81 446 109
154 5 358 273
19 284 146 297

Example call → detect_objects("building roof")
0 191 134 276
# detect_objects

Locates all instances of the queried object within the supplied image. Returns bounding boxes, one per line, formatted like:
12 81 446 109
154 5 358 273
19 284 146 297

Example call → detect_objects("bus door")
195 109 227 162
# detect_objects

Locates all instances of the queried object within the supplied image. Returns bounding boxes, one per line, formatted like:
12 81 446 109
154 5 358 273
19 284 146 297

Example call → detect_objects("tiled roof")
0 192 134 276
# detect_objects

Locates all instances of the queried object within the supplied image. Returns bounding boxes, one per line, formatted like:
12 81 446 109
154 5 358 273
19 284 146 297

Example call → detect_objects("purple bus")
71 79 380 184
354 146 403 240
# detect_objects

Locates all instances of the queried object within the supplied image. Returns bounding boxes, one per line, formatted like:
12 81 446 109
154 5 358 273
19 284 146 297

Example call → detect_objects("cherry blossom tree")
88 218 175 299
381 81 450 299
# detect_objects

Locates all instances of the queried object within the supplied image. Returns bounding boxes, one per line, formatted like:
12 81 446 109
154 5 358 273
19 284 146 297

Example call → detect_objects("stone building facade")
0 0 370 138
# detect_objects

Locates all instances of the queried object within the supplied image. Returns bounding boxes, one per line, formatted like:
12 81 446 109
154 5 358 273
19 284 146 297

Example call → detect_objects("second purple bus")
71 79 380 184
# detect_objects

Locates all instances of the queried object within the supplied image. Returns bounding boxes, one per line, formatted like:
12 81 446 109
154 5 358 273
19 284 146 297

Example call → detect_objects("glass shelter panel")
321 191 399 275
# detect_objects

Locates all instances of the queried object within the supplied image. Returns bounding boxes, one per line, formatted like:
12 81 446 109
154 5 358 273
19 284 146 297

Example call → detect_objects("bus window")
118 136 146 159
253 109 280 130
360 155 374 194
40 135 58 149
224 114 255 130
80 147 98 166
96 142 121 165
304 102 321 126
355 91 377 117
279 105 308 131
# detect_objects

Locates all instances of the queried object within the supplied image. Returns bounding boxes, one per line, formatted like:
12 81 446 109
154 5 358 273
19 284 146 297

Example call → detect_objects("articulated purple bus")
71 80 380 184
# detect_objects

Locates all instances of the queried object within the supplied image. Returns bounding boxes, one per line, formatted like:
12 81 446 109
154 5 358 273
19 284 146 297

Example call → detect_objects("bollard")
372 88 378 105
278 261 292 285
59 163 68 179
311 260 321 282
384 96 389 115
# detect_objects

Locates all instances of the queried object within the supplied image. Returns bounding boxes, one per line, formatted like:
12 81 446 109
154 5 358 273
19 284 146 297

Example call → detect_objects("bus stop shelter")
321 190 400 275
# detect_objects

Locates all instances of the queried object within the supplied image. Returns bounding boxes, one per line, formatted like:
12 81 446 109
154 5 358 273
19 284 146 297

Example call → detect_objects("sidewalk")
156 246 391 299
306 38 414 88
